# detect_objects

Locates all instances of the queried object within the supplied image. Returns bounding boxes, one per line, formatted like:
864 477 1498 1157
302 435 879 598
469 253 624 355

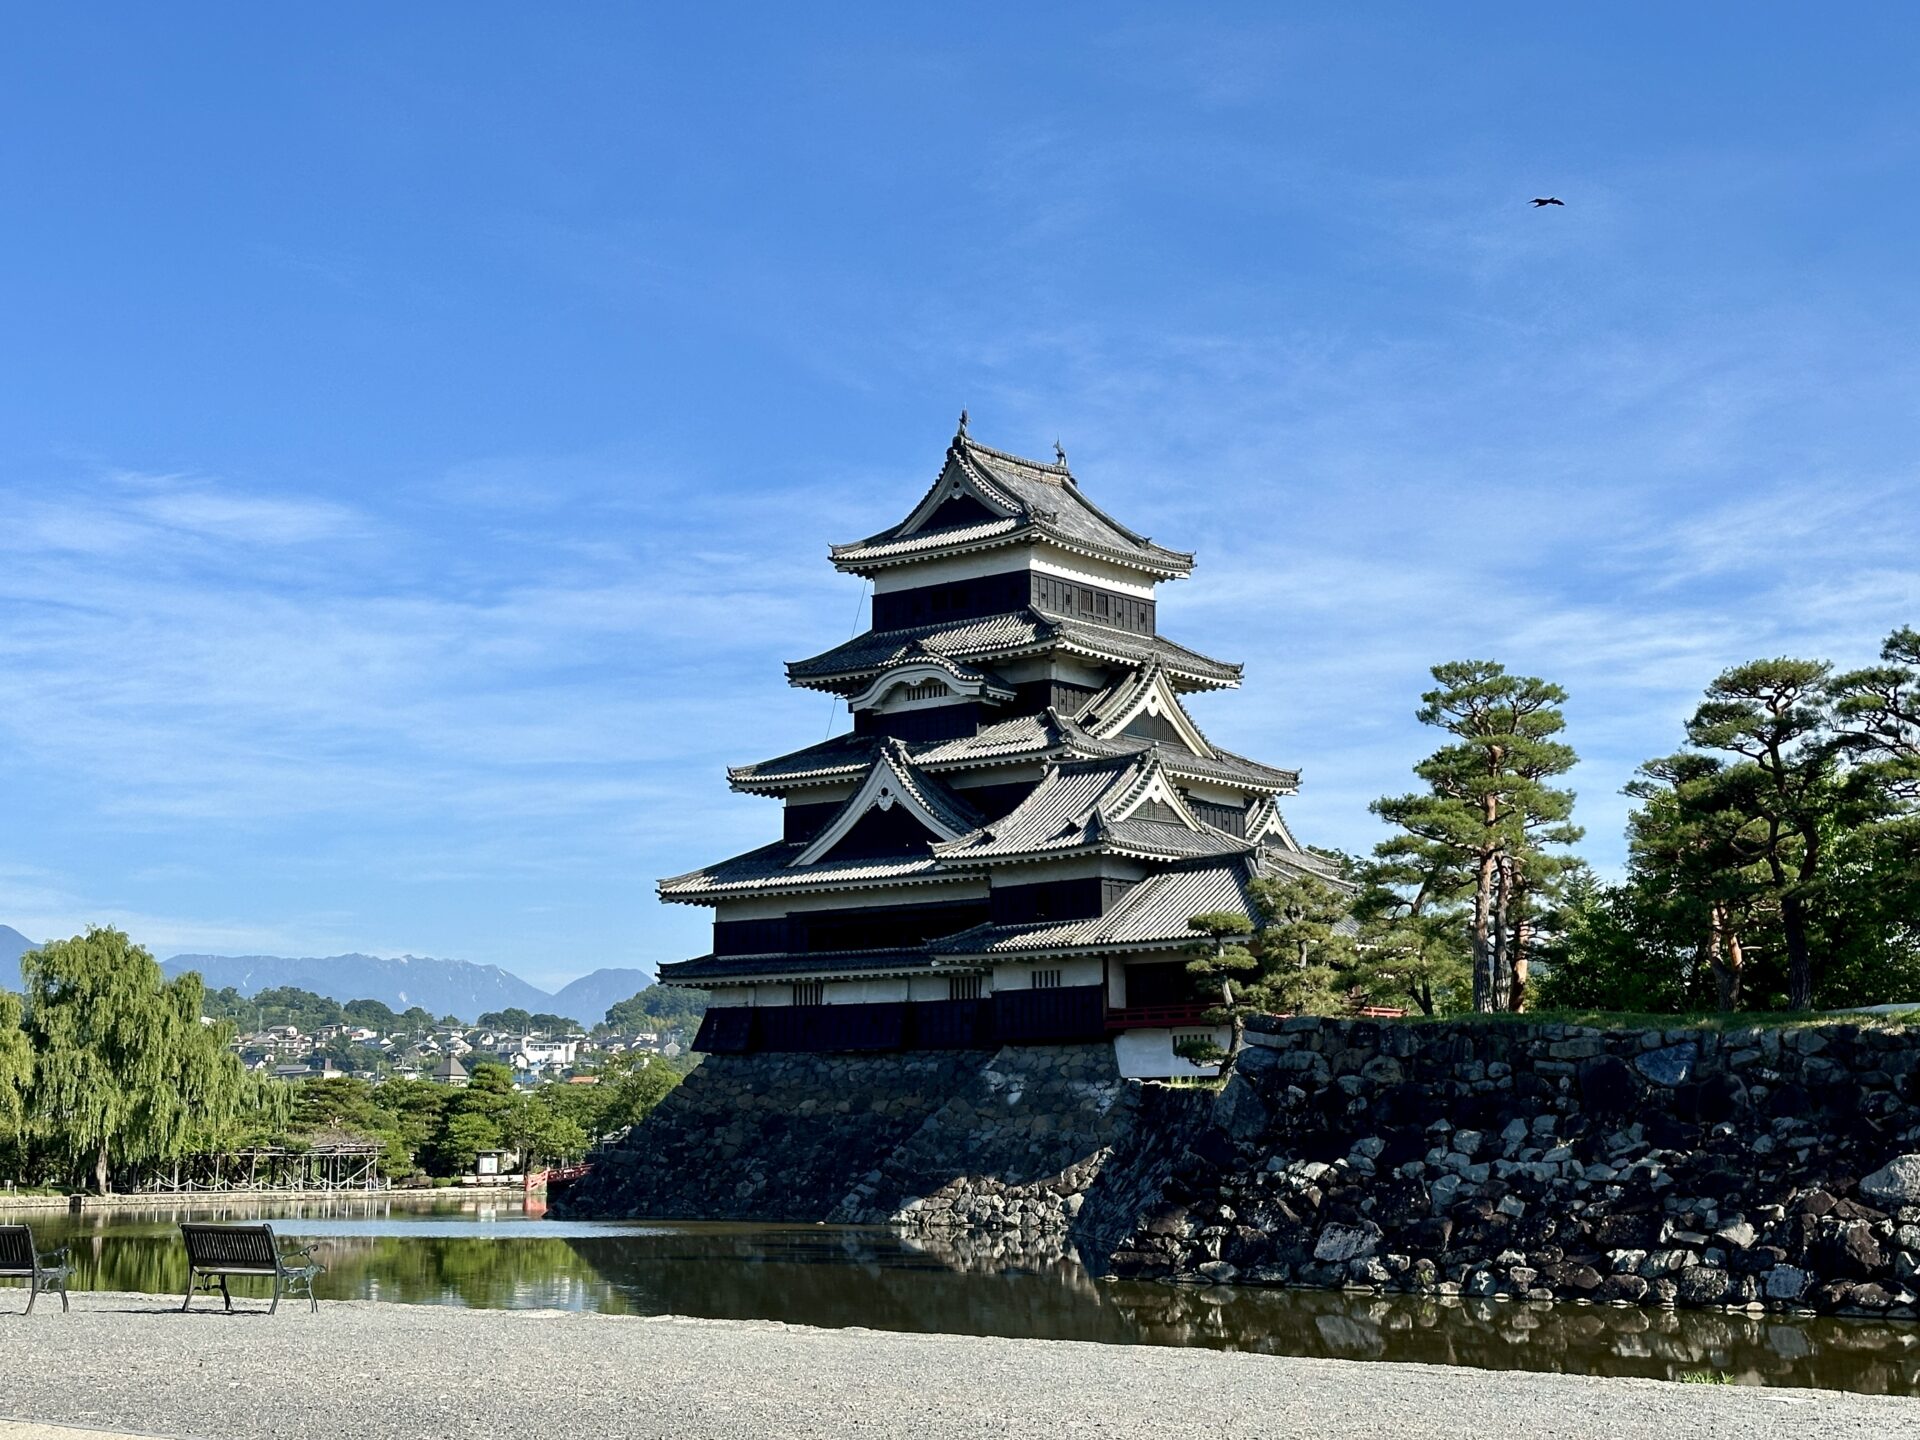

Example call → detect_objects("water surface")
11 1195 1920 1396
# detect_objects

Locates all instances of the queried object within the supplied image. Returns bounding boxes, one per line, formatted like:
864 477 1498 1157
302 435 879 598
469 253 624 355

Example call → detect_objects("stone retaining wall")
1113 1015 1920 1318
832 1043 1136 1229
550 1050 995 1221
555 1017 1920 1319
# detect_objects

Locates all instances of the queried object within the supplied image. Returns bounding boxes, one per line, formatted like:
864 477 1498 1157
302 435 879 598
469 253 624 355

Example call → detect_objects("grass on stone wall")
1392 1006 1920 1033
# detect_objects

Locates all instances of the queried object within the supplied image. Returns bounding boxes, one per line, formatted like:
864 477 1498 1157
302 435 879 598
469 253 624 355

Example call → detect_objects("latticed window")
948 975 982 1001
791 981 825 1006
1031 969 1062 990
902 679 948 703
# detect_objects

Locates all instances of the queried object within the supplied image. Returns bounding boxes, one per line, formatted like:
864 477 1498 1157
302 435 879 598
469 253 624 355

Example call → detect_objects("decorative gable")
1100 751 1209 832
1077 661 1217 759
892 452 1024 539
793 741 981 866
846 653 1016 714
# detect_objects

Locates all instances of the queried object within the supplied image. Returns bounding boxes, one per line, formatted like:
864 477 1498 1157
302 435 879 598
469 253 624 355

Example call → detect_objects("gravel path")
1 1292 1912 1439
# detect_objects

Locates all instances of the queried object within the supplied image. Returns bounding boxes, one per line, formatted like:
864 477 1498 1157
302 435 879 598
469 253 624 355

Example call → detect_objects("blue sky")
3 5 1917 990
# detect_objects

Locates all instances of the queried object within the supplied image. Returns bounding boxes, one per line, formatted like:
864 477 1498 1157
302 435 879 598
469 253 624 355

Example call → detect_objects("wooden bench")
180 1223 324 1314
0 1224 73 1314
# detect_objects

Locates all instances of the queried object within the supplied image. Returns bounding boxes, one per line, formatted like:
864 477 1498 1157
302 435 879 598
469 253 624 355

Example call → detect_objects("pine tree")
1248 870 1357 1017
1371 661 1582 1012
1352 837 1473 1016
1181 910 1259 1066
1680 659 1865 1010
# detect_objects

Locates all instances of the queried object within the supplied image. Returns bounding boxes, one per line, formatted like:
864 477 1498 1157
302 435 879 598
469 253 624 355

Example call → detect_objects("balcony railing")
1104 1003 1215 1032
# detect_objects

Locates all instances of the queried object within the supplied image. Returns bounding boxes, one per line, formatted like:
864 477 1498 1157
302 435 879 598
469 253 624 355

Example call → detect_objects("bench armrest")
40 1247 70 1265
279 1243 319 1260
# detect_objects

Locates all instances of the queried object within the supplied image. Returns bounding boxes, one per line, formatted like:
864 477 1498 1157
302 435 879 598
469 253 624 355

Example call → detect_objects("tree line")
1186 626 1920 1041
0 928 689 1192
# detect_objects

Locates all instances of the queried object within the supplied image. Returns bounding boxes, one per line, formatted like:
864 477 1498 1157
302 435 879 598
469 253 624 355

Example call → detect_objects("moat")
11 1195 1920 1396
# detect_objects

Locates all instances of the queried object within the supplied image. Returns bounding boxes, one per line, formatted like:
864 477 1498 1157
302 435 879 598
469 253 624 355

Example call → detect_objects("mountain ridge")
158 950 656 1026
2 924 658 1024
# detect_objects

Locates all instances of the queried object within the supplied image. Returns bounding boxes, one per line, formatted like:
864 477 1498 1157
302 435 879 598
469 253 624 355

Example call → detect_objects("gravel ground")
0 1292 1913 1439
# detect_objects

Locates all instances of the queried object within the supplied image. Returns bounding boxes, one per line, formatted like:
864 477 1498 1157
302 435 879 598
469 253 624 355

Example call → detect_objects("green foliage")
1250 871 1357 1017
1351 841 1474 1016
1371 661 1582 1012
21 928 274 1192
342 997 401 1031
1550 628 1920 1015
0 989 32 1164
592 1053 685 1130
1179 875 1360 1065
1534 874 1692 1013
602 984 708 1034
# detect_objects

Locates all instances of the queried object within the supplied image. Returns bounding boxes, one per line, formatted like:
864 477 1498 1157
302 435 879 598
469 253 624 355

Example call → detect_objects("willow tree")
23 928 256 1192
0 990 32 1172
1372 662 1581 1012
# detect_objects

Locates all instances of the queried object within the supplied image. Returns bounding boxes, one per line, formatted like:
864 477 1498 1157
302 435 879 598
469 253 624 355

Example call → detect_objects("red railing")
1106 1003 1406 1031
525 1162 593 1191
1105 1003 1215 1032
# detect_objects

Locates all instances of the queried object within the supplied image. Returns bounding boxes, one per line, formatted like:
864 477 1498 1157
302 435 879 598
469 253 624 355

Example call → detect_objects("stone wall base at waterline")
1109 1015 1920 1319
552 1016 1920 1319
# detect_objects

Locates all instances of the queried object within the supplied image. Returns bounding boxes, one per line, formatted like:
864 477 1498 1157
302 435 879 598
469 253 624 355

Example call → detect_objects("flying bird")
1531 197 1565 207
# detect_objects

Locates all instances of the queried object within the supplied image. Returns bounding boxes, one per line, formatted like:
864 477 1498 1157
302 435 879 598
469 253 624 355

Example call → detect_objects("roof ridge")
957 433 1071 480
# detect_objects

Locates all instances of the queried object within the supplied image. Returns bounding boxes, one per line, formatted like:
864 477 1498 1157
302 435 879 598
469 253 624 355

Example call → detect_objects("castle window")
947 975 982 1001
1031 969 1062 990
791 981 825 1007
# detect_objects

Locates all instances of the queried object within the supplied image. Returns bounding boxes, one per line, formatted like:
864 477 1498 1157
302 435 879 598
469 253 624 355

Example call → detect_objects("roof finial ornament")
1053 438 1067 466
957 408 969 438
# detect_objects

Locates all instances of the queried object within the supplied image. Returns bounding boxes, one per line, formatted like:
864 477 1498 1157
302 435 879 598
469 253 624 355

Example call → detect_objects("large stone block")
1862 1154 1920 1208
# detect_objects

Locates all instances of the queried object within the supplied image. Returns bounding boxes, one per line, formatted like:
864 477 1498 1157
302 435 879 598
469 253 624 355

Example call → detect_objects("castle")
658 420 1338 1077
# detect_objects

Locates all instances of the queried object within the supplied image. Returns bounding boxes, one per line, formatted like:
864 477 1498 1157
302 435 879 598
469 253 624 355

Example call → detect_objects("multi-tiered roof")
659 423 1334 1050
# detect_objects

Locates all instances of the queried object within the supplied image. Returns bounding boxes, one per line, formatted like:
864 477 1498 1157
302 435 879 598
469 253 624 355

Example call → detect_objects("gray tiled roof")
656 841 974 902
659 948 969 983
786 608 1240 692
935 860 1258 957
727 733 881 790
830 436 1195 578
934 847 1353 959
932 754 1257 865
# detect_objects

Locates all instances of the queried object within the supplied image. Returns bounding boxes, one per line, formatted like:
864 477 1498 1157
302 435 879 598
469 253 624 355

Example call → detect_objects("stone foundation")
1113 1015 1920 1317
555 1018 1920 1318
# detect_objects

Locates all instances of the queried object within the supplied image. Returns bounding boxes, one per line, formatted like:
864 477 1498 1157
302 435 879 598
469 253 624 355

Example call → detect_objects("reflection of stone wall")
1114 1016 1920 1318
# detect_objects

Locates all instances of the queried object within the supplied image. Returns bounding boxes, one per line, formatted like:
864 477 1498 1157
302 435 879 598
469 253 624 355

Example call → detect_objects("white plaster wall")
907 973 970 1001
705 989 751 1007
827 977 910 1005
995 655 1111 692
866 544 1157 599
988 956 1104 991
1113 1028 1227 1080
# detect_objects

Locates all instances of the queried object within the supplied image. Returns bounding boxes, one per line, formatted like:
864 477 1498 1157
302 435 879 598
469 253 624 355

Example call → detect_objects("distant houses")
223 1013 685 1089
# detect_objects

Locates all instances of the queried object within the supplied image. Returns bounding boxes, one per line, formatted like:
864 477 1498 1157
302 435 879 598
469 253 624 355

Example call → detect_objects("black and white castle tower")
660 421 1338 1077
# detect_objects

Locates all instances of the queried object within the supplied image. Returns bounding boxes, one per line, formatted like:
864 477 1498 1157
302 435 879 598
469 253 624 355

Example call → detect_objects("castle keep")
660 421 1337 1078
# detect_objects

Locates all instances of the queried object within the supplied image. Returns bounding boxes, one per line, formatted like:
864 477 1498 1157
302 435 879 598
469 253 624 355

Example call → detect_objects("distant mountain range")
548 968 655 1026
1 924 654 1026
